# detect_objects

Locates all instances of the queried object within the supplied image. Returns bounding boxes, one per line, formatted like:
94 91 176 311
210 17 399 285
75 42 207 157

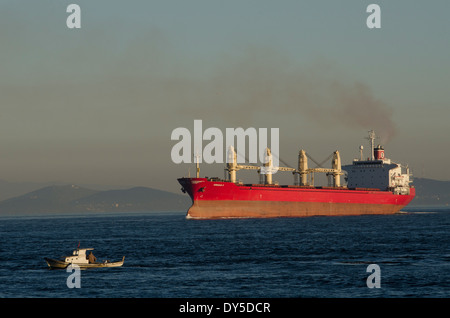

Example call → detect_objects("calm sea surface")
0 208 449 298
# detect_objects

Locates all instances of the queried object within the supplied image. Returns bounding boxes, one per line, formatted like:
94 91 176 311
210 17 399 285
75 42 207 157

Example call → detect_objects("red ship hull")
178 178 416 219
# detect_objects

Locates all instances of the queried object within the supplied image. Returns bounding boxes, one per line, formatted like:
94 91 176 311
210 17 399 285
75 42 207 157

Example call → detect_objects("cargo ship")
178 131 415 219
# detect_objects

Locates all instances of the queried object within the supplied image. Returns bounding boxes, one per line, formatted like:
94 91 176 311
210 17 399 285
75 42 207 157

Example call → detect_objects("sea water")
0 208 448 298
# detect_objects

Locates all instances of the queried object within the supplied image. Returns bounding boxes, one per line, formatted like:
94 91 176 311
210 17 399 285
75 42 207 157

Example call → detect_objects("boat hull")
44 257 125 269
178 177 415 219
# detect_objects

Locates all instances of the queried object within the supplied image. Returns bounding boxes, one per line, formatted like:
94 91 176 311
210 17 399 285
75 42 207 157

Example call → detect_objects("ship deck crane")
226 146 342 187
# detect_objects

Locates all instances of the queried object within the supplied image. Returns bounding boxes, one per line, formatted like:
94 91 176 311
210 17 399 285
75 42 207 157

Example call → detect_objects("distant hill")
72 186 190 212
410 178 450 206
0 179 134 201
0 184 191 216
0 185 99 215
0 179 66 202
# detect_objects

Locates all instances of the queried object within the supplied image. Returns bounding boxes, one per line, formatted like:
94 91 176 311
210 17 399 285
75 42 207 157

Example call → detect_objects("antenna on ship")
366 130 379 161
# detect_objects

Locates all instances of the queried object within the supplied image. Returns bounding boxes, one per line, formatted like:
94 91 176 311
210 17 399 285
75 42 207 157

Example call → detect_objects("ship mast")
366 130 378 161
194 151 201 178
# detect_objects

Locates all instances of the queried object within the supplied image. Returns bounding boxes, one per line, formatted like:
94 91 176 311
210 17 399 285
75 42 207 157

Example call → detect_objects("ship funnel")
374 145 385 160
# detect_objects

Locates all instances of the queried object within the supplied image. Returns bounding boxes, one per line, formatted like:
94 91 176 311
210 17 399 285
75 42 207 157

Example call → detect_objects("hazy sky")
1 0 449 192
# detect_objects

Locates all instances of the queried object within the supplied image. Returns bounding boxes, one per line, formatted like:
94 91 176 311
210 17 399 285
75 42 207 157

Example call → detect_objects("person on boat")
88 251 97 264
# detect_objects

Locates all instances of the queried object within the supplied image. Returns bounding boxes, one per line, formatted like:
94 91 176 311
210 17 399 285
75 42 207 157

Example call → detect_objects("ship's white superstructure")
342 130 411 194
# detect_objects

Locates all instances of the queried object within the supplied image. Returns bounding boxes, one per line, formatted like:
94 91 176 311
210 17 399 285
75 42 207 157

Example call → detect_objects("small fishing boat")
45 247 125 269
